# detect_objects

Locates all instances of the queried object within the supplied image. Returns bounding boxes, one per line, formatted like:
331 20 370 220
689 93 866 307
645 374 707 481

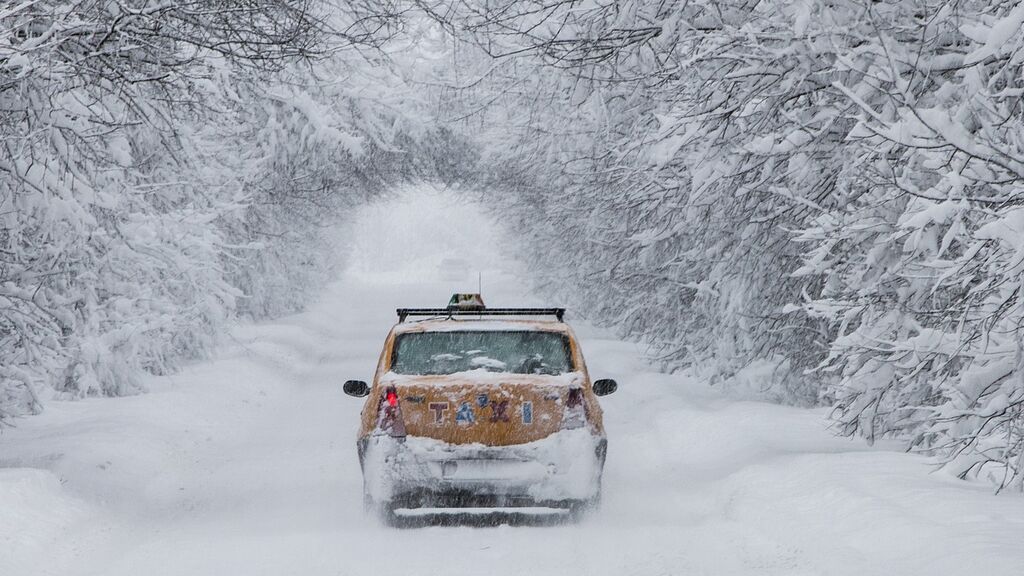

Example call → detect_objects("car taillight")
376 385 406 438
562 387 587 430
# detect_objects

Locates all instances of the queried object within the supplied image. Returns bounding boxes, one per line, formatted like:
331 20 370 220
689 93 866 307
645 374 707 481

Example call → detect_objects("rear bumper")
359 429 606 507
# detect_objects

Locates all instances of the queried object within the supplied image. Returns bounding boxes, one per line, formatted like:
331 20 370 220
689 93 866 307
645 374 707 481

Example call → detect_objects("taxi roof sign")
448 293 486 310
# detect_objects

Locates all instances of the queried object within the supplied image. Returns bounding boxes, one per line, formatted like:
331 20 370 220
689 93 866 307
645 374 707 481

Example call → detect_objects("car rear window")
390 330 574 376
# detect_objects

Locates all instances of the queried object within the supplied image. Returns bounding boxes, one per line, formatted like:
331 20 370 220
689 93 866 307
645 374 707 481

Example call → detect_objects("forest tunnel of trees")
3 1 1024 490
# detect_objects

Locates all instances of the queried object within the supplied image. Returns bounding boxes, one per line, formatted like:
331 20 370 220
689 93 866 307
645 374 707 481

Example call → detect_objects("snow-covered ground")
2 188 1022 576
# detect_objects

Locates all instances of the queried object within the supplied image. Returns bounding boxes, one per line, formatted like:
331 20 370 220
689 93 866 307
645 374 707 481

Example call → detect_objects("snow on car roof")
379 369 584 387
392 318 572 335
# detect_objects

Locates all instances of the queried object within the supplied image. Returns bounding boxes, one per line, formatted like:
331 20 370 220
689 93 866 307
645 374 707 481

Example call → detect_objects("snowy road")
3 190 1023 576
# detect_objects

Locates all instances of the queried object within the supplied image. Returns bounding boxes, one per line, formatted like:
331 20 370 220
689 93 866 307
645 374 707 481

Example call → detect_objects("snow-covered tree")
794 0 1024 490
414 0 1024 489
0 1 429 420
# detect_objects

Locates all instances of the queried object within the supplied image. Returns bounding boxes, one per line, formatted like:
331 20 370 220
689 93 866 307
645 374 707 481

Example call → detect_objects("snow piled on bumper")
363 429 604 505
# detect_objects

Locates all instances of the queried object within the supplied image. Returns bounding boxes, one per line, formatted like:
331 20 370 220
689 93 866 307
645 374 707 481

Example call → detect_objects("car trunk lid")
378 372 584 446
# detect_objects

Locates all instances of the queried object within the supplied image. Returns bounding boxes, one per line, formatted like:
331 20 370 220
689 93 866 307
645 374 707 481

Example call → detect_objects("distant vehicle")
343 294 617 524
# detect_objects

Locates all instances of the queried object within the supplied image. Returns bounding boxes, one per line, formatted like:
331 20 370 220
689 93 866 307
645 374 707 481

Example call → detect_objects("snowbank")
0 469 92 574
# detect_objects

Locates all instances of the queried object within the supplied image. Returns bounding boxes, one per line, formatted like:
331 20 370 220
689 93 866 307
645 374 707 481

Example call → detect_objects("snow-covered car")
343 295 617 523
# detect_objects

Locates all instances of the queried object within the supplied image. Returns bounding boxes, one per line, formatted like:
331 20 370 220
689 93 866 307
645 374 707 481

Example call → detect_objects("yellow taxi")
343 295 617 522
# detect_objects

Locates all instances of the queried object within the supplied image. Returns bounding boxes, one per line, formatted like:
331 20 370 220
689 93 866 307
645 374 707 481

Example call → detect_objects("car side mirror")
593 378 617 396
343 380 370 397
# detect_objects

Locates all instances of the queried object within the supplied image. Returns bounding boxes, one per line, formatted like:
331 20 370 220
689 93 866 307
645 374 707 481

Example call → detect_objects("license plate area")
436 458 546 481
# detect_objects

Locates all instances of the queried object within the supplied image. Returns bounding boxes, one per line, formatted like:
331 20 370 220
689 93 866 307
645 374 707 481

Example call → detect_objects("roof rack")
397 308 566 323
